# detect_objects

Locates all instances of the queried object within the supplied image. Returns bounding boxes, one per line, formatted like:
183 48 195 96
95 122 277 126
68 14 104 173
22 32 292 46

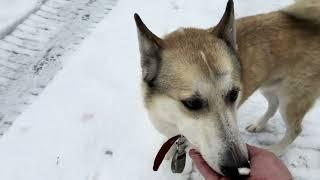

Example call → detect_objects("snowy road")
0 0 319 180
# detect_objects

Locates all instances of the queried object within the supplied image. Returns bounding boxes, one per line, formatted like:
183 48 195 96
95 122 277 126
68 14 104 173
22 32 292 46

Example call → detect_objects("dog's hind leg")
267 92 316 156
246 88 279 132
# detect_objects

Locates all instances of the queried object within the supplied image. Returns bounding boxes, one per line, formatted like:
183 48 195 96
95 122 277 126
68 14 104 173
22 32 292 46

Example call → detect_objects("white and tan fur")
134 0 320 177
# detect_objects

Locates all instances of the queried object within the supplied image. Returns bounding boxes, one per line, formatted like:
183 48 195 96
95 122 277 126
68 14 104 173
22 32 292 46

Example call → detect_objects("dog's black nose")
220 161 250 178
220 148 250 178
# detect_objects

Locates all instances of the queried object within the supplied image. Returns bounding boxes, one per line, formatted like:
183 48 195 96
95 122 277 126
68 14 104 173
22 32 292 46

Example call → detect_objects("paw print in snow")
81 113 95 122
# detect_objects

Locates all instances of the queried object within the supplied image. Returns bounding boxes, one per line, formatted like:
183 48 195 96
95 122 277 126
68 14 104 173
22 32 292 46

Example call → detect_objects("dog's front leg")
246 88 279 132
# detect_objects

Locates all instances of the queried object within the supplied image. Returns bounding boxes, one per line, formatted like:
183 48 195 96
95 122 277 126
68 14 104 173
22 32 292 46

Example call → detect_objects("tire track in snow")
0 0 117 136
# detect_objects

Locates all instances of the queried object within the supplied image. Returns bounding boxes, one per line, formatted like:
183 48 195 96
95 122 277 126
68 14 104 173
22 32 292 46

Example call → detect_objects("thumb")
189 149 222 180
247 144 268 157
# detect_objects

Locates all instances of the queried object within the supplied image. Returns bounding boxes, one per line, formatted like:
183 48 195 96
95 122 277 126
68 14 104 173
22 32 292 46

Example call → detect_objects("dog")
134 0 320 177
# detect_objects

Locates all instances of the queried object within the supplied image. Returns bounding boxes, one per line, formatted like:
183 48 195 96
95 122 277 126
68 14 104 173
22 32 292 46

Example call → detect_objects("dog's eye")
225 88 239 104
181 98 207 111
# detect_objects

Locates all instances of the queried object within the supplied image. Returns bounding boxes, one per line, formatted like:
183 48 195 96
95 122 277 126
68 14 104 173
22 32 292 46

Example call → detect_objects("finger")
189 149 222 179
247 144 264 157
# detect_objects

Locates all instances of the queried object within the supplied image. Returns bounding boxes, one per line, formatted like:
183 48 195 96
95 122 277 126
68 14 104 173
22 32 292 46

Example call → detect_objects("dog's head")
135 0 249 176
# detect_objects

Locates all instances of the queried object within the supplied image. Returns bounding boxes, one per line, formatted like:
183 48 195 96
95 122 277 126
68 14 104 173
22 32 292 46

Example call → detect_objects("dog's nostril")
241 161 250 169
220 165 250 179
220 165 239 178
220 144 250 178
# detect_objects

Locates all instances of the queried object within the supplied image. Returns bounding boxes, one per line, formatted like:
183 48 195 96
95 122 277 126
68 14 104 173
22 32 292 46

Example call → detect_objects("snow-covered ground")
0 0 116 137
0 0 319 180
0 0 39 32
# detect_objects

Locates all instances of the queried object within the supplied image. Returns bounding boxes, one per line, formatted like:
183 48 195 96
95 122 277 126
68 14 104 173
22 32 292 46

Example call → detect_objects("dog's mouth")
153 135 251 177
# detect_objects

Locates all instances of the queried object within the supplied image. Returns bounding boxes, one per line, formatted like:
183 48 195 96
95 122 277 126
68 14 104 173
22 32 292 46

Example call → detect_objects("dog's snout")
220 148 250 177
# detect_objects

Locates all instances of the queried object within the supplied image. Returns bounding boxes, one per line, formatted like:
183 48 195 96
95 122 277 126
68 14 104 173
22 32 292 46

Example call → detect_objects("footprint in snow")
81 113 95 122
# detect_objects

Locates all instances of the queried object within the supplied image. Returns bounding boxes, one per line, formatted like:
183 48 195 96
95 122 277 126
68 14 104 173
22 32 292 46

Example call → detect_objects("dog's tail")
282 0 320 24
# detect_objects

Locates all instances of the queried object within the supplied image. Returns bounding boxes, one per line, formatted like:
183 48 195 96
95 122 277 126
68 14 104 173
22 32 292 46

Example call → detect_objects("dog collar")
153 135 181 171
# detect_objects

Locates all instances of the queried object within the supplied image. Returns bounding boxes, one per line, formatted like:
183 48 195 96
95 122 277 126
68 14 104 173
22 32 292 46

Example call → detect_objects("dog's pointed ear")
134 13 163 86
212 0 237 51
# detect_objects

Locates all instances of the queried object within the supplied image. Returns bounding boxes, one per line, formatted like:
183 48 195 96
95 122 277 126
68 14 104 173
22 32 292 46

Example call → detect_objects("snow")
0 0 319 180
0 0 39 35
0 0 115 136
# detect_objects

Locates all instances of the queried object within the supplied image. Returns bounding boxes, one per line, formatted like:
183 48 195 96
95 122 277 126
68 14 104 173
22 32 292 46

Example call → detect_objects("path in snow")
0 0 117 136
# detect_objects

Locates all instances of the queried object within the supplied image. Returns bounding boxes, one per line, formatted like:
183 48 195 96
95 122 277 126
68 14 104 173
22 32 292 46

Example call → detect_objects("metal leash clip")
171 136 188 173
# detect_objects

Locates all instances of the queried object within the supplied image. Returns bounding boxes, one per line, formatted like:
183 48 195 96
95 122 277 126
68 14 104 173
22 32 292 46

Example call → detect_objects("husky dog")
134 0 320 176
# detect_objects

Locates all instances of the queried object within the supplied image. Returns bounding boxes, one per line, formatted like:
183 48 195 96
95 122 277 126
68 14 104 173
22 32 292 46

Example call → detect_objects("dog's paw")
245 123 265 132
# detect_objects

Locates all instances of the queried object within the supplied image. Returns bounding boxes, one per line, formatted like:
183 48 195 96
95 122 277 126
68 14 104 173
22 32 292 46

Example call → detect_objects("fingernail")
189 149 198 156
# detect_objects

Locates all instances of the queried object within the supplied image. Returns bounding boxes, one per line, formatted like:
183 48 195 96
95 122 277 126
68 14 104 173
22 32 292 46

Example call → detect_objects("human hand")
189 145 293 180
